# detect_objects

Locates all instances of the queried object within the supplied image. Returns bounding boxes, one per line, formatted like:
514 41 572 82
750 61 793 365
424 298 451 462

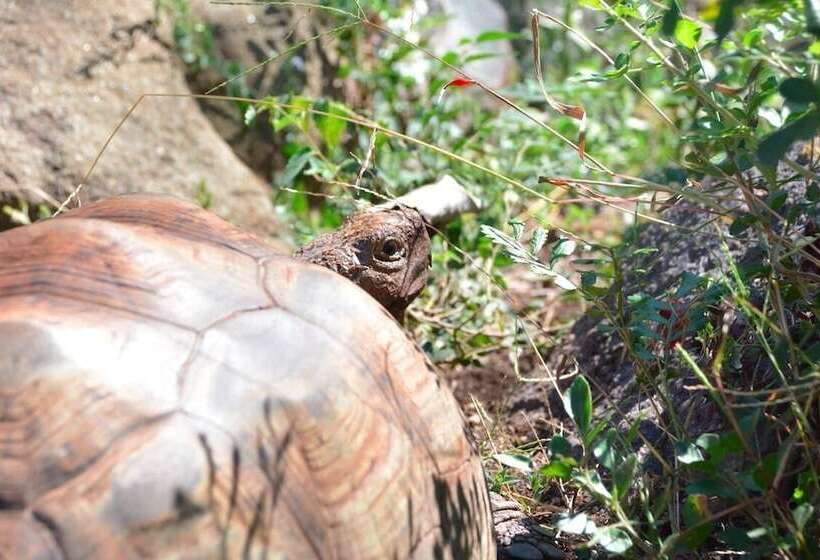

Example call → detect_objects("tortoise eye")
375 238 404 261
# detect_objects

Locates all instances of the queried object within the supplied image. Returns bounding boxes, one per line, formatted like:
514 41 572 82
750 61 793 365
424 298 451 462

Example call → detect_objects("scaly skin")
295 205 432 321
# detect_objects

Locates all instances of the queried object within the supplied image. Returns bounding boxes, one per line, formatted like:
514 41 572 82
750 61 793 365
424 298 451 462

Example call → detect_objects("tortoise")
0 194 495 559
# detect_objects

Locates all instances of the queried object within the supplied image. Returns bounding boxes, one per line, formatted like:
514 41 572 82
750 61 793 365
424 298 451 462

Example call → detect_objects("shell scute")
0 196 494 559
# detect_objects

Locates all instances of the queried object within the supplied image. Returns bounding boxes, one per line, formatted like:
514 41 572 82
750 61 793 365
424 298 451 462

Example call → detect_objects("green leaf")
463 52 499 64
196 180 212 210
475 30 524 43
493 453 533 474
662 0 681 36
578 0 603 9
556 512 596 534
792 503 814 531
243 105 257 126
794 470 819 503
808 181 820 202
313 100 349 151
593 526 633 554
510 220 525 241
718 527 753 549
719 526 772 552
752 452 780 490
682 494 713 549
564 376 592 437
529 227 547 255
676 441 706 464
676 272 706 298
675 19 702 49
766 189 788 211
742 28 763 48
279 147 312 187
540 460 574 480
480 225 531 264
592 429 619 470
574 470 611 501
613 454 637 500
729 213 757 236
2 203 31 225
738 408 761 438
549 436 573 458
632 247 659 256
686 477 742 499
550 238 577 267
779 77 820 104
757 109 820 167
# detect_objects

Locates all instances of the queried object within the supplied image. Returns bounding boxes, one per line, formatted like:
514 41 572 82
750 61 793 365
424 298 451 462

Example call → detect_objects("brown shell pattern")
0 195 494 559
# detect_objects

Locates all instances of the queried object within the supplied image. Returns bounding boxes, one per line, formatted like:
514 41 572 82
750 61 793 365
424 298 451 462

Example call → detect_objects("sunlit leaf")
592 429 619 470
564 376 592 436
475 30 524 43
593 526 633 554
539 460 574 480
675 20 702 49
556 512 597 534
243 105 257 126
550 238 577 267
313 100 349 151
510 220 525 241
494 453 533 474
530 227 548 255
676 441 706 464
578 0 604 9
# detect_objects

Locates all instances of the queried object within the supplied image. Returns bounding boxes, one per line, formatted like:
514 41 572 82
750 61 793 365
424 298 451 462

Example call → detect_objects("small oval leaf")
564 376 593 436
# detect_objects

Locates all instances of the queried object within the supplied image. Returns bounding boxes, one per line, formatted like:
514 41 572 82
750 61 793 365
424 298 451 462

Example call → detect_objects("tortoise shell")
0 195 494 559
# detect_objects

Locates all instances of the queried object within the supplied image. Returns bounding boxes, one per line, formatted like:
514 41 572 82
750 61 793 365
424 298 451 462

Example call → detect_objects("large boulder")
0 0 278 236
424 0 518 88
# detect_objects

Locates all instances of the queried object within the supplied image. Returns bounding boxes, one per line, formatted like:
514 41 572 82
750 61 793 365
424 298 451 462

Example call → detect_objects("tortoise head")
294 205 432 321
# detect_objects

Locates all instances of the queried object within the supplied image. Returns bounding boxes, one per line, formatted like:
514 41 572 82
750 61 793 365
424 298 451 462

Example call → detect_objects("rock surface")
180 0 310 179
492 493 566 560
425 0 518 88
0 0 278 236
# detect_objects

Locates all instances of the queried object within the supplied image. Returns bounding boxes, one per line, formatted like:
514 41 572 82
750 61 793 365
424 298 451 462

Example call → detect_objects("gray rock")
492 492 566 560
0 0 279 239
424 0 518 88
502 542 543 560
